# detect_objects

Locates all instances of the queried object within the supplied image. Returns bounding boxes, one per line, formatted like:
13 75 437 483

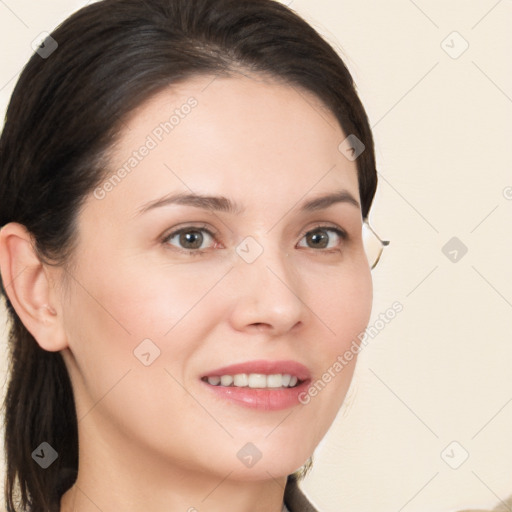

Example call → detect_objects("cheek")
309 261 373 350
60 260 217 443
71 254 221 335
62 255 231 386
300 262 372 427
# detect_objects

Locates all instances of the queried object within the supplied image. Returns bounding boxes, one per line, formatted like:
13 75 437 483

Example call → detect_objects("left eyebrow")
136 189 360 216
300 190 360 211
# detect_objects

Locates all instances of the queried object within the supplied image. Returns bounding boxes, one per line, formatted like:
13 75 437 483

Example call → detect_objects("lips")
199 360 312 411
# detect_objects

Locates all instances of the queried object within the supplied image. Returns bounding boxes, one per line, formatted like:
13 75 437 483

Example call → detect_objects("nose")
228 241 307 336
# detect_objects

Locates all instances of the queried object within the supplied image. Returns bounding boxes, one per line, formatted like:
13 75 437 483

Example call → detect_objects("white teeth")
205 373 301 388
267 374 283 388
233 374 249 387
220 375 233 386
248 374 267 388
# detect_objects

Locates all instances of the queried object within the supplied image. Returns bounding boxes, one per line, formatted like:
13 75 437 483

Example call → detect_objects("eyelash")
161 223 348 256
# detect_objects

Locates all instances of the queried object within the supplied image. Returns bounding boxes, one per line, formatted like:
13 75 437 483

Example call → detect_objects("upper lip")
201 359 311 381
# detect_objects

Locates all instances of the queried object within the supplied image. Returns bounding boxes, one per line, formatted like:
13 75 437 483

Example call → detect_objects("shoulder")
284 474 319 512
457 495 512 512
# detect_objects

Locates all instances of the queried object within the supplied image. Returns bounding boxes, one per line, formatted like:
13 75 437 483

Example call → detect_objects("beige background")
1 1 511 511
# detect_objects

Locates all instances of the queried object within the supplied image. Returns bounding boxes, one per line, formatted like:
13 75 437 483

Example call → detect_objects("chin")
226 459 309 482
218 440 314 482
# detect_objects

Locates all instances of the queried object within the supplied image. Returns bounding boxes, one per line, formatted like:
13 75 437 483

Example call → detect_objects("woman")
0 0 387 510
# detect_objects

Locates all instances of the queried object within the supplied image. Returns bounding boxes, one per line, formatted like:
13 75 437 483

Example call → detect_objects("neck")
60 473 287 512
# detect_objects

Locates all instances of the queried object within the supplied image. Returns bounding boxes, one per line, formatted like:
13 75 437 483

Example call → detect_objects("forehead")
94 73 360 218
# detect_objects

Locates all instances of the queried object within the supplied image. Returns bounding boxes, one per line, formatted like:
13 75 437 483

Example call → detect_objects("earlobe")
0 222 68 352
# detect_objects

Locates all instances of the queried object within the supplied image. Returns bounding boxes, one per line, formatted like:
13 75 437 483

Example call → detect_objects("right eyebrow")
137 192 245 216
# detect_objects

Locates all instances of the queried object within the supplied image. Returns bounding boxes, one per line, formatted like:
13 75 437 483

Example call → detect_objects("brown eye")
179 230 204 249
297 227 347 250
164 227 215 252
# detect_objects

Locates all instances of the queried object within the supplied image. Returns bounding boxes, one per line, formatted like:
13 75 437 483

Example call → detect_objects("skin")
0 73 373 512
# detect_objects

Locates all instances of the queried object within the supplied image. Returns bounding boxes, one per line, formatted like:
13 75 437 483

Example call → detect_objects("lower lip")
200 379 311 411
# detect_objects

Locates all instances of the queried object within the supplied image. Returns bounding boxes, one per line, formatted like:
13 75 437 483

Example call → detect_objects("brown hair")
0 0 378 510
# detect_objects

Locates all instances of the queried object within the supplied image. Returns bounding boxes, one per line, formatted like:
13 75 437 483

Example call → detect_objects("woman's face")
58 73 373 482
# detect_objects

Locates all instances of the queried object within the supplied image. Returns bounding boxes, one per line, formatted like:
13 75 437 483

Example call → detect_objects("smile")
201 373 301 388
199 360 311 410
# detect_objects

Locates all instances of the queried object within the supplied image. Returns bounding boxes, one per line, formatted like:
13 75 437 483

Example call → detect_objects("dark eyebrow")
137 192 245 215
301 190 360 211
137 190 360 215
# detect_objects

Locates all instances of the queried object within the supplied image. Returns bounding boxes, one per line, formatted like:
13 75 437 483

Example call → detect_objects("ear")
0 222 68 351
